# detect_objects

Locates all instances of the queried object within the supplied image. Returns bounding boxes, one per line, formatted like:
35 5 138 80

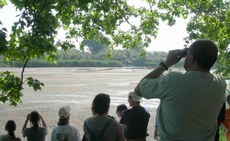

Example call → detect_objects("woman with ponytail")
22 111 47 141
0 120 21 141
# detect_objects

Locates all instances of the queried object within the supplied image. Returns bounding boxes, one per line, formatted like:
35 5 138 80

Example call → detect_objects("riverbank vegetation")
0 47 170 67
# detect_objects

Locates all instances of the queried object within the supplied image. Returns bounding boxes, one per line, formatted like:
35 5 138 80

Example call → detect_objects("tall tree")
0 0 229 105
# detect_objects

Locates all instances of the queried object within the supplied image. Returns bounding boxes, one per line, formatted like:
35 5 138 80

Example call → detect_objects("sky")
0 1 188 52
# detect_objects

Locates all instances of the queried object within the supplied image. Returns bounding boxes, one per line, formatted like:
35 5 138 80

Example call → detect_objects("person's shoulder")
123 107 142 117
122 108 132 115
52 125 66 133
108 117 122 127
23 127 30 133
84 116 100 128
0 135 20 141
140 106 150 114
39 127 48 134
158 71 185 83
57 124 73 128
167 71 184 77
0 134 8 140
39 127 47 130
107 114 115 119
69 124 79 129
66 124 80 133
84 116 94 124
52 125 63 130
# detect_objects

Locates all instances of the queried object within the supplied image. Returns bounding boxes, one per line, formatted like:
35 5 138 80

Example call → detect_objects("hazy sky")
0 1 188 52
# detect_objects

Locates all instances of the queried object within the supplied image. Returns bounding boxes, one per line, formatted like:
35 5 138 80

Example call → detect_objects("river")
0 67 160 141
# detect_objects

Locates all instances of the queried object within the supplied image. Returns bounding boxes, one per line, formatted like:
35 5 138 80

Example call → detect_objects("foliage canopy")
0 0 229 105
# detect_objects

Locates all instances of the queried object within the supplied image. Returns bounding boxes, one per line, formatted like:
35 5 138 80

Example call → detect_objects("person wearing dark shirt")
120 91 150 141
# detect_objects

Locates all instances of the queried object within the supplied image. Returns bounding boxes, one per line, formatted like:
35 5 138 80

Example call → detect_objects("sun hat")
58 106 70 118
129 91 141 102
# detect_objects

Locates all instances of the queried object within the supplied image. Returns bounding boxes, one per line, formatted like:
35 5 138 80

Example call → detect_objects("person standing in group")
116 104 128 119
215 102 226 141
134 39 227 141
83 93 125 141
22 111 47 141
120 91 150 141
223 95 230 141
0 120 21 141
51 106 81 141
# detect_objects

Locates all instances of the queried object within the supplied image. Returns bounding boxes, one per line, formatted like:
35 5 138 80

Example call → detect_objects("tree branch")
20 58 29 90
115 0 132 26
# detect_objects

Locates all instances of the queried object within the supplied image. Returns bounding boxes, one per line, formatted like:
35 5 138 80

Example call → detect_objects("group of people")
0 92 150 141
81 92 150 141
0 111 48 141
0 39 229 141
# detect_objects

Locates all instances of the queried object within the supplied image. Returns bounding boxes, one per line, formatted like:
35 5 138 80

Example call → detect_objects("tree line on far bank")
0 47 180 68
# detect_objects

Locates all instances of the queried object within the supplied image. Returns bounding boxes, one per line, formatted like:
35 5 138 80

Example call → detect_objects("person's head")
58 106 70 125
128 91 141 107
116 104 127 117
92 93 110 115
29 111 40 131
184 39 218 71
30 111 40 125
5 120 16 139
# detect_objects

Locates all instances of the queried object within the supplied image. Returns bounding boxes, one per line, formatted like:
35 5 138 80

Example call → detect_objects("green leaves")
0 71 22 106
0 28 7 55
184 0 230 78
0 71 44 106
0 0 7 8
26 77 44 91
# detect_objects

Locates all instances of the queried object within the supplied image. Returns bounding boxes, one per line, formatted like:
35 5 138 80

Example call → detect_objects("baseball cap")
129 91 141 102
58 106 70 118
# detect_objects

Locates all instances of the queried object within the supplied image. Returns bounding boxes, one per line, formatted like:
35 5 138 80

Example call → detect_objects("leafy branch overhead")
0 0 229 105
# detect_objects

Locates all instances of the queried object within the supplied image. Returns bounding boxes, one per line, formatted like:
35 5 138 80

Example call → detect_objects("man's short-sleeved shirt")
139 71 226 141
120 106 150 139
51 124 81 141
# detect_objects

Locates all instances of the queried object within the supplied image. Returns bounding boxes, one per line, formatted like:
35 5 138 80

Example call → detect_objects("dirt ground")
0 67 159 141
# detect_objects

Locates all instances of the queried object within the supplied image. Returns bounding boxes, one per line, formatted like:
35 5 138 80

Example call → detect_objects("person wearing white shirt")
51 106 81 141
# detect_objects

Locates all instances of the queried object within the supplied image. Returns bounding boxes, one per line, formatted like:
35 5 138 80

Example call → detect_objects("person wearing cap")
134 39 227 141
51 106 81 141
120 91 150 141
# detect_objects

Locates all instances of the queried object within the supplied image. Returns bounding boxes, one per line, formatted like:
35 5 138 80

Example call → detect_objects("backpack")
84 119 112 141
